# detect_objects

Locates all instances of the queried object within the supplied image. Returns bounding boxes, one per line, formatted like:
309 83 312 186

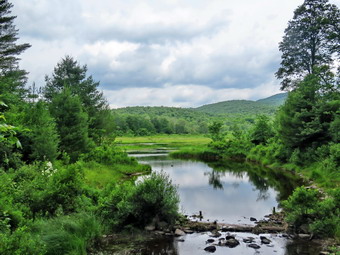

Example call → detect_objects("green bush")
283 187 340 237
81 143 137 165
0 226 46 255
133 171 180 227
99 171 179 230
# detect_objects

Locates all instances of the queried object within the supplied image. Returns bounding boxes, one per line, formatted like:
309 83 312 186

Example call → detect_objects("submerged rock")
206 239 215 243
204 246 216 253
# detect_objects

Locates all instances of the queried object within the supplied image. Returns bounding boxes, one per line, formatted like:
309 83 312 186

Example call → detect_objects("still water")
101 152 322 255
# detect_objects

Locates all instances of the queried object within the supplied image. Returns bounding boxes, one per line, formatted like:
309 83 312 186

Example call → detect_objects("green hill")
256 93 288 106
194 100 276 115
194 93 287 115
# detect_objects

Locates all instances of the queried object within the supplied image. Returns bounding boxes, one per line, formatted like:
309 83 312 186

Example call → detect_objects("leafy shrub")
132 171 180 227
81 144 137 165
98 171 179 230
283 187 340 237
0 226 46 255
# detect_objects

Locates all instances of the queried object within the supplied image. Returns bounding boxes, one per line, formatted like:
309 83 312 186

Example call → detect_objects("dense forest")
111 93 286 136
0 0 339 254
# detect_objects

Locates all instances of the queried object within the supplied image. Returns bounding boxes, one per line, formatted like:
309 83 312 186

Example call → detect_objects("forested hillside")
111 93 287 136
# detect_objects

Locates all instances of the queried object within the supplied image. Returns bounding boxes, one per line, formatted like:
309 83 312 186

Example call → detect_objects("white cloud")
11 0 340 107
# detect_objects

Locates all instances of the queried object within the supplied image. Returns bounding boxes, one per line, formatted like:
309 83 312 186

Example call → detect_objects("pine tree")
43 56 108 142
0 0 30 104
49 87 91 162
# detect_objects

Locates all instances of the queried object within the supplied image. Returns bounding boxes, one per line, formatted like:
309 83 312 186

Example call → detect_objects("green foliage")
0 226 46 255
276 0 340 90
99 171 179 230
277 74 338 158
50 88 91 162
250 115 274 145
208 121 223 141
23 101 59 162
43 56 108 143
282 187 340 237
196 99 280 115
81 143 140 167
32 213 102 255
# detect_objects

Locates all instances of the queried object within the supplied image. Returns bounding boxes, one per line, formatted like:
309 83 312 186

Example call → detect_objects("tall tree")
49 88 90 162
43 56 108 142
276 0 340 90
0 0 30 104
23 101 59 162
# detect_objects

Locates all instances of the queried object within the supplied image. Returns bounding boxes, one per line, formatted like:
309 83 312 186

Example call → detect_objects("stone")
225 238 240 248
250 217 257 222
174 229 185 236
210 230 221 238
204 246 216 253
183 228 194 234
176 239 185 242
225 235 236 240
243 237 254 243
248 244 261 249
260 236 271 244
206 239 215 243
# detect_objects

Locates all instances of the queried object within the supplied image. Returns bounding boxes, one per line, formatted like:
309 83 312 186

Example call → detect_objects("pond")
99 151 323 255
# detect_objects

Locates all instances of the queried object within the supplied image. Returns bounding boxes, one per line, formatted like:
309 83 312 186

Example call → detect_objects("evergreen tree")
49 88 90 162
43 56 108 142
0 0 30 105
276 0 340 90
277 74 338 153
23 101 59 162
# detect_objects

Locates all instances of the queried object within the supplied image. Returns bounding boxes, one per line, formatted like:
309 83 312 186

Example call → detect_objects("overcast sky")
11 0 340 108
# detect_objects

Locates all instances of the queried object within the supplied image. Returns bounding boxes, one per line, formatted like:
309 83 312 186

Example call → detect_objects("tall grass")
32 213 102 255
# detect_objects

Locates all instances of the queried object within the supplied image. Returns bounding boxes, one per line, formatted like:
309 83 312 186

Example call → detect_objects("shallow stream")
100 150 324 255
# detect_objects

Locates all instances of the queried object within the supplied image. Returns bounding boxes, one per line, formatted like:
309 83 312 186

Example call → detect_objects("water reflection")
99 152 319 255
136 154 301 223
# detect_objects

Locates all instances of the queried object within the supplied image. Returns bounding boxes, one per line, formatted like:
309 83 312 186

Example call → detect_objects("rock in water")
260 236 271 244
204 246 216 253
250 217 257 221
225 238 240 248
210 230 221 238
248 243 261 249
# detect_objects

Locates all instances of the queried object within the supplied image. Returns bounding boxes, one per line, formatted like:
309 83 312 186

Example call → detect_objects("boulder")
206 239 215 243
204 246 216 253
250 217 257 222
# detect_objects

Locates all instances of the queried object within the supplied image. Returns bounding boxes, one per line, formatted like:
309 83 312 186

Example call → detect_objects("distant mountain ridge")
194 93 287 115
113 93 288 116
